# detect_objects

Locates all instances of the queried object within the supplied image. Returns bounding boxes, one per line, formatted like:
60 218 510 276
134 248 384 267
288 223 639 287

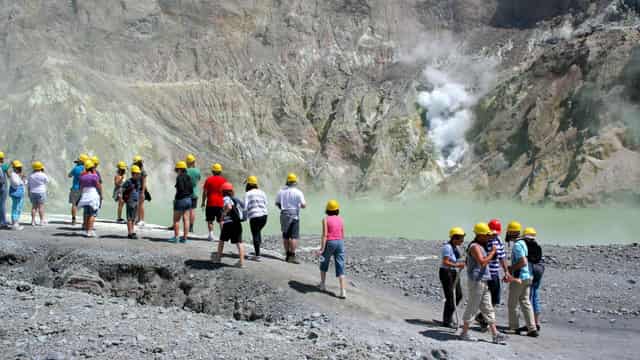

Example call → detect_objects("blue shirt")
440 243 459 270
512 239 532 281
487 236 506 278
69 164 84 190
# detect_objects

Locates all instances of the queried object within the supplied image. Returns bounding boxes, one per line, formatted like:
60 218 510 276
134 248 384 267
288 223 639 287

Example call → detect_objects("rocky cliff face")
0 0 638 205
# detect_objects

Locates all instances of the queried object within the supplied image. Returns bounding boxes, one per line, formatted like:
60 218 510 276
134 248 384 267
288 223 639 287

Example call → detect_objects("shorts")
280 212 300 239
191 197 198 209
320 240 345 277
174 197 191 212
206 206 223 223
112 187 123 202
126 203 138 221
83 206 98 217
69 189 81 205
220 222 243 244
30 192 47 206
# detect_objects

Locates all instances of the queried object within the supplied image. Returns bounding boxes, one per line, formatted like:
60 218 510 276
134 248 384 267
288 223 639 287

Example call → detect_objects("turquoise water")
51 190 639 246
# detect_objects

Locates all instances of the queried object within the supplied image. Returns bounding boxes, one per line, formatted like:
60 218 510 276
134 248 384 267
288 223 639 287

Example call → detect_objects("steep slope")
0 0 637 205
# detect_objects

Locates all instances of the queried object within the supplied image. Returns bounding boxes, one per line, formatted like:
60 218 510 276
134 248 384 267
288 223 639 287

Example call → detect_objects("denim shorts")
83 206 98 217
320 240 345 277
174 197 192 212
30 192 47 205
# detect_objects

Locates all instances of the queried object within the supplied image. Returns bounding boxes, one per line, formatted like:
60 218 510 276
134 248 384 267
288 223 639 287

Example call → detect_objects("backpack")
525 239 543 264
230 197 247 222
122 179 138 203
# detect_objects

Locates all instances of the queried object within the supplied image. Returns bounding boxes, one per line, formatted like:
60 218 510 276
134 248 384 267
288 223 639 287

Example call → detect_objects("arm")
201 188 207 208
471 245 497 267
511 256 528 272
300 192 306 209
442 257 464 269
317 218 328 256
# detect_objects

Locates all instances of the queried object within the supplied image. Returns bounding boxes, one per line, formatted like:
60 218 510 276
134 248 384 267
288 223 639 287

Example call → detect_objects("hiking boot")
459 333 477 342
234 261 244 268
493 333 508 344
168 236 179 244
252 255 262 262
526 330 539 338
179 237 187 244
289 255 300 264
536 324 541 331
71 217 77 226
117 218 125 224
318 282 326 292
211 253 220 263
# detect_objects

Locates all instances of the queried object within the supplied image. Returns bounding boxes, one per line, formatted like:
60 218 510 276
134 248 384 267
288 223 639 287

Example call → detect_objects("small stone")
609 319 616 323
307 331 319 340
151 347 163 354
16 284 31 292
628 279 636 285
431 349 449 360
311 312 322 319
570 308 577 314
568 318 575 324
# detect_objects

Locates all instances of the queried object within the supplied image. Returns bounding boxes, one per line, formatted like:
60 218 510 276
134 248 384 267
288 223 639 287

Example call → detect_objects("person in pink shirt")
316 199 346 299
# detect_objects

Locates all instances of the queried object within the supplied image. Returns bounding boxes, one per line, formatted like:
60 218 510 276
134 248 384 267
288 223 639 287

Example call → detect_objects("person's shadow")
405 319 460 341
184 259 228 270
288 280 337 298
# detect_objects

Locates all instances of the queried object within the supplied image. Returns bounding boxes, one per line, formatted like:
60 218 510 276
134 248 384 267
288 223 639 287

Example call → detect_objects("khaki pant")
508 278 536 331
462 280 496 324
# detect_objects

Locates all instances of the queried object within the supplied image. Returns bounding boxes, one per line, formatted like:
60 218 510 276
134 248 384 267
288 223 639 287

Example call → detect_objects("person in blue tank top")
459 223 507 344
506 225 539 337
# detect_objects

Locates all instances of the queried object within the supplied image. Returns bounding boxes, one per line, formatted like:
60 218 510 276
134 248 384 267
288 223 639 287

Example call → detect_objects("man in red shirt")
201 163 226 241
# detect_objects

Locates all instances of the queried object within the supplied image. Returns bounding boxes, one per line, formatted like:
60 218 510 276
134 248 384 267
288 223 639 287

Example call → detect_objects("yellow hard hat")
246 175 258 185
186 154 196 163
32 161 44 171
91 156 100 165
523 227 537 237
117 161 127 170
84 159 95 169
133 155 143 163
507 221 522 233
78 154 89 163
175 161 187 170
12 160 23 168
0 151 4 159
326 199 340 211
449 227 466 238
211 163 223 172
131 165 142 174
287 172 298 183
473 222 493 236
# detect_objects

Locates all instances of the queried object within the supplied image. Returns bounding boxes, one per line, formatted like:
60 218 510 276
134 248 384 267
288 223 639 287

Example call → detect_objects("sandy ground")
1 216 639 359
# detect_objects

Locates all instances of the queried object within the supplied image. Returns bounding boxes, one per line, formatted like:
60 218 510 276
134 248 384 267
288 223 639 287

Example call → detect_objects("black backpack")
229 197 247 222
525 239 543 264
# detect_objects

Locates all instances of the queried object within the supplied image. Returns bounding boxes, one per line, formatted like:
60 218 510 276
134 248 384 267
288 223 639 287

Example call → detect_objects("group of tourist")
439 220 544 344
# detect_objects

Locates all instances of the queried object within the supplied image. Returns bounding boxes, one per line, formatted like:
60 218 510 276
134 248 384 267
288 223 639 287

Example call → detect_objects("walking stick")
452 268 462 332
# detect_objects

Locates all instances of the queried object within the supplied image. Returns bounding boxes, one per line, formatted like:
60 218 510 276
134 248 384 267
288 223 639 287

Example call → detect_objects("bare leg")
117 199 124 220
38 204 45 224
173 211 180 238
217 240 225 261
189 209 195 231
183 213 189 239
31 205 36 225
138 200 145 222
320 272 327 284
237 243 245 266
290 238 298 255
127 221 134 235
338 275 346 290
87 216 96 232
71 205 77 224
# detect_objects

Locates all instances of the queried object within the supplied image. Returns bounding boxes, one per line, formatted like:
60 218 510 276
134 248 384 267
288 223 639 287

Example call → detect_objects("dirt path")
2 216 639 359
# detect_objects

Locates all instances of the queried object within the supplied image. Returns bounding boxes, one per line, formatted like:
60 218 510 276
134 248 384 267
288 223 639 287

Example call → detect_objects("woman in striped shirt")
244 176 268 261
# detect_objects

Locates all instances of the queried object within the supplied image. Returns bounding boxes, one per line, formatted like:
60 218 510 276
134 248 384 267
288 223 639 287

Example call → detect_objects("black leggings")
439 268 463 325
249 215 267 256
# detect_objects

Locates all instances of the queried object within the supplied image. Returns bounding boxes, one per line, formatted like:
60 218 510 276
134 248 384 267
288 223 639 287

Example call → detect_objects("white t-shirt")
244 189 268 219
28 172 49 194
10 172 24 188
275 186 306 213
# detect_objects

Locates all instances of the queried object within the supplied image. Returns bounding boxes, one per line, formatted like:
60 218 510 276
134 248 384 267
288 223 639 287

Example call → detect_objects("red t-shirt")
203 175 226 207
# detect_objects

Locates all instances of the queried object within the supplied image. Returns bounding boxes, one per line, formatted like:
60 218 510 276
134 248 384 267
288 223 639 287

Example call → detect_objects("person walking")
275 173 306 264
506 225 539 337
0 152 9 229
201 163 226 241
8 160 26 230
28 161 49 226
77 159 102 238
132 155 148 227
113 161 127 223
185 154 201 233
476 219 511 330
68 154 87 226
317 200 347 299
213 182 245 268
121 165 143 239
244 176 268 261
459 223 507 344
169 161 193 244
440 227 466 328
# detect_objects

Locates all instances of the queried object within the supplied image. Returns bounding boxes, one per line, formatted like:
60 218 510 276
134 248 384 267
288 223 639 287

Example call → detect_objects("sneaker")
71 217 76 226
168 236 179 244
207 233 214 242
31 221 36 227
117 218 125 224
459 333 477 342
88 230 97 238
536 324 541 331
211 253 220 263
289 255 300 264
253 256 262 262
493 333 508 344
137 221 145 227
234 261 244 268
41 220 48 226
318 282 326 292
526 330 539 338
339 288 347 299
179 237 187 244
13 224 24 231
